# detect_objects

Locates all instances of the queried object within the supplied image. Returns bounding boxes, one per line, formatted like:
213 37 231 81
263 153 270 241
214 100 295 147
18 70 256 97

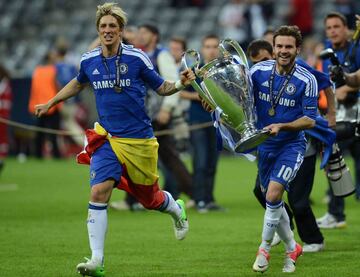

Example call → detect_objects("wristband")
175 80 185 91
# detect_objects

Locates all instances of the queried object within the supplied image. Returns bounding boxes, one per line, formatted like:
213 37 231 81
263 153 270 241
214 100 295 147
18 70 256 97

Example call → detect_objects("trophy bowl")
181 39 269 153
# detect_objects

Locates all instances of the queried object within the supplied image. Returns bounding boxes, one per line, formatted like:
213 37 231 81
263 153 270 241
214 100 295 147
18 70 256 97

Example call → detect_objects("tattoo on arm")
157 81 177 96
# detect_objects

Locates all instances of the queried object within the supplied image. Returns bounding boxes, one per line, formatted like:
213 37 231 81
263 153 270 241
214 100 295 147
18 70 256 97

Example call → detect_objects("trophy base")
234 129 270 153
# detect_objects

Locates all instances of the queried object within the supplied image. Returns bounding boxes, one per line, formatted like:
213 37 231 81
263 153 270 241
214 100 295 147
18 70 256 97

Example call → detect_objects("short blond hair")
96 2 127 30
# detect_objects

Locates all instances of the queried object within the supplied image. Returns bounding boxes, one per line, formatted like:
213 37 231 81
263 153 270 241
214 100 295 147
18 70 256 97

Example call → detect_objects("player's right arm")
34 78 86 117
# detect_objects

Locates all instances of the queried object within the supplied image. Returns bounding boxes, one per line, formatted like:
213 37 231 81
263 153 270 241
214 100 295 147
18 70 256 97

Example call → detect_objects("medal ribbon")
102 43 123 91
268 63 296 112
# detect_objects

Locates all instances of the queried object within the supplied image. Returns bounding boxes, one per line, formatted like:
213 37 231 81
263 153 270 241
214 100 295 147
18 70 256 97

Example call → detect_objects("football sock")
158 191 182 220
260 200 283 253
276 206 296 253
87 202 108 263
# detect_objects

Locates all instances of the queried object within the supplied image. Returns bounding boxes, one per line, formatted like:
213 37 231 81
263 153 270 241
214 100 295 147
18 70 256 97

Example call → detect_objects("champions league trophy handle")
219 38 249 69
181 49 217 109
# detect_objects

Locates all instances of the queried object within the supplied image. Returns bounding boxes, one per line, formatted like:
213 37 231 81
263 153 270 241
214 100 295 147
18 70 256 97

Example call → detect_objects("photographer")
317 12 360 229
335 14 360 88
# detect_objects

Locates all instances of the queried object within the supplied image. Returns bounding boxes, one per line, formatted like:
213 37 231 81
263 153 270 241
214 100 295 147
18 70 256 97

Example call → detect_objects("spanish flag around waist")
77 122 159 186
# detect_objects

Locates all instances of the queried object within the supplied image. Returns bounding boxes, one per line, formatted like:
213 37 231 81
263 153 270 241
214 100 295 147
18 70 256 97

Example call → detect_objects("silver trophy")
181 38 269 152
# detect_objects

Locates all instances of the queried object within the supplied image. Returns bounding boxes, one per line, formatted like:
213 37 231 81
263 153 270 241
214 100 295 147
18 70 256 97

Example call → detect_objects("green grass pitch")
0 155 359 276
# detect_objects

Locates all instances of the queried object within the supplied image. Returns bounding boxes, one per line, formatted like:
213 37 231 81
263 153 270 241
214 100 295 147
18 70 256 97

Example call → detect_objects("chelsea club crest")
119 63 128 74
285 83 296 95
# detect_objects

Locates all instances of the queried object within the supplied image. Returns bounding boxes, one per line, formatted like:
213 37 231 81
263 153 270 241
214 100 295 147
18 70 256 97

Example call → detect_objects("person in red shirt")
0 65 12 175
288 0 313 38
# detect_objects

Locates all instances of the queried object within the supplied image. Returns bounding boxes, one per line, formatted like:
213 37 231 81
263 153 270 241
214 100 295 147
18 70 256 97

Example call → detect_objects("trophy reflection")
181 39 269 153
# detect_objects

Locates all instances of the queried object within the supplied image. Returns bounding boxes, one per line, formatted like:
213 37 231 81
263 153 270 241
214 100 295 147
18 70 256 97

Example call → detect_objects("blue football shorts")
89 141 122 186
258 141 305 193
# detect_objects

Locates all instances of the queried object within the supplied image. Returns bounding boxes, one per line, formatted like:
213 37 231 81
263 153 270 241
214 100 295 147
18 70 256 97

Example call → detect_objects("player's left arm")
265 116 315 136
156 69 195 96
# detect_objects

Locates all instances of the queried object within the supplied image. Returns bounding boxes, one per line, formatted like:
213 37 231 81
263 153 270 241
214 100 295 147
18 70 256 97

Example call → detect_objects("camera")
319 48 346 88
335 121 360 140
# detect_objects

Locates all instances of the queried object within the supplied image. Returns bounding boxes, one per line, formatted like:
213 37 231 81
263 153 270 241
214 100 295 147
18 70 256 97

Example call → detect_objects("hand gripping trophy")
181 39 269 153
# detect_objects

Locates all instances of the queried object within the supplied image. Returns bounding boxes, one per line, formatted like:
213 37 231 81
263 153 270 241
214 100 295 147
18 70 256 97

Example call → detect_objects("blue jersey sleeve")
140 58 164 91
296 59 331 91
76 60 89 84
302 73 318 120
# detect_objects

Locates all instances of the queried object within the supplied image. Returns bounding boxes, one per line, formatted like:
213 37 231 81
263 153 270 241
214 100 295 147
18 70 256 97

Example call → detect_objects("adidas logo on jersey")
261 81 269 87
92 68 100 75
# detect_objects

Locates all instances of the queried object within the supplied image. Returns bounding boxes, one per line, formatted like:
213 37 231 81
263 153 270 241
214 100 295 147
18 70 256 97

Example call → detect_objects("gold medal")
114 85 122 92
268 107 275 116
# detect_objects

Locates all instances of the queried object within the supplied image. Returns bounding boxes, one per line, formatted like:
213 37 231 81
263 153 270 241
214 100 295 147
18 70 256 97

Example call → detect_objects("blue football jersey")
76 43 164 138
250 60 318 150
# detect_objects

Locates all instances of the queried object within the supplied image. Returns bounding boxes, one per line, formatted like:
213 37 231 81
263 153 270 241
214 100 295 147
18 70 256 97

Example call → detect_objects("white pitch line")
0 183 19 192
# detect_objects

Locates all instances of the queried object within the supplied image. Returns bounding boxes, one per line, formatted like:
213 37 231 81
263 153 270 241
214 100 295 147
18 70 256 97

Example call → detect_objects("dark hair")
263 26 274 36
324 11 348 26
139 23 160 42
273 25 302 47
56 45 68 57
247 39 273 58
139 24 159 35
170 36 187 51
202 34 219 45
0 65 10 80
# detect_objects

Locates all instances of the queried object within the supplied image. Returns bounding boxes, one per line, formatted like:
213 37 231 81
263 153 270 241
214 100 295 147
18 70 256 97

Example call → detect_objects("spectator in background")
245 0 267 42
168 37 191 153
137 24 193 200
54 40 84 147
0 65 12 175
287 0 313 38
262 27 274 45
335 0 357 30
180 34 223 212
218 0 249 48
259 0 274 23
28 51 62 158
171 0 206 8
123 25 140 47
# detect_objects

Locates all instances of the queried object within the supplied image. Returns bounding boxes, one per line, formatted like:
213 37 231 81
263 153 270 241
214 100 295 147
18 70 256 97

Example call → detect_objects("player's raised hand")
34 103 50 117
180 68 196 87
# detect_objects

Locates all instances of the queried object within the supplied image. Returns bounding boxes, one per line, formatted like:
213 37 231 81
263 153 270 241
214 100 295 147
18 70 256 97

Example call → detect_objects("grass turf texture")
0 156 359 277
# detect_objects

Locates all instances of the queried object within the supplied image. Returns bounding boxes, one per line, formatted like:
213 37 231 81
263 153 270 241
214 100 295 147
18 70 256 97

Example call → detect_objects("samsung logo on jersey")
258 92 296 107
92 79 131 90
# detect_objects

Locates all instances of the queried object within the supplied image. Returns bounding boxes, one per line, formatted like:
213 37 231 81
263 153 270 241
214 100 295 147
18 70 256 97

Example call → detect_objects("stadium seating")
0 0 350 77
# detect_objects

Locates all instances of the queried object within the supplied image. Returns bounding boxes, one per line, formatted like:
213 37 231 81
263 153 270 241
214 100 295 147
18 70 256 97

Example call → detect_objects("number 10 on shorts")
277 165 293 182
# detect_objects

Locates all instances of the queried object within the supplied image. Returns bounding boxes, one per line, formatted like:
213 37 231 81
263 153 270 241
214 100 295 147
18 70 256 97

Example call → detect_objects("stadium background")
1 1 360 276
1 0 360 158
